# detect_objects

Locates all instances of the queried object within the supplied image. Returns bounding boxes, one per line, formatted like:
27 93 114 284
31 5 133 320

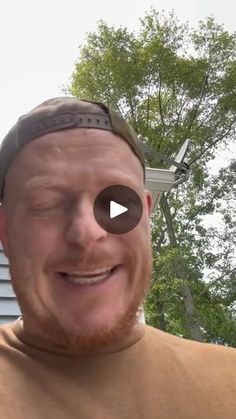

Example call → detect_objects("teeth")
67 266 114 277
63 270 112 285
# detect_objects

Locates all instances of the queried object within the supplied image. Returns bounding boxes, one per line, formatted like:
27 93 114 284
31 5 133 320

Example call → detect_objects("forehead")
6 128 143 193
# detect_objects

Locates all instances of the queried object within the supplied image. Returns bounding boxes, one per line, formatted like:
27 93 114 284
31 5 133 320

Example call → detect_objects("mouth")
58 265 119 286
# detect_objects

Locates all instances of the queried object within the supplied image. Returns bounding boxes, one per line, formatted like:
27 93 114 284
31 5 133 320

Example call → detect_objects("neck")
16 316 145 356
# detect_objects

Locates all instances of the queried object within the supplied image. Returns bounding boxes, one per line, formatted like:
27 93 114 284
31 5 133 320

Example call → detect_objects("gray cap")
0 97 146 200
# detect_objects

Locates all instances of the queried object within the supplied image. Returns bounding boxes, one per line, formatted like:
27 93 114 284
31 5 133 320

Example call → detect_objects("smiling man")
0 97 236 419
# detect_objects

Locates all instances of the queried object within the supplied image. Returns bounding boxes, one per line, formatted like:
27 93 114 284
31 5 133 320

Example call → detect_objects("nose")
65 198 108 248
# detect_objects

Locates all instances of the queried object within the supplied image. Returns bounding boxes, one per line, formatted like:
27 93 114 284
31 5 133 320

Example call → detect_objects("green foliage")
67 8 236 346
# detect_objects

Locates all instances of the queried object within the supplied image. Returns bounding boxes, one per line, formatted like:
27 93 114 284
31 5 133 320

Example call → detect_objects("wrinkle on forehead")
13 128 139 164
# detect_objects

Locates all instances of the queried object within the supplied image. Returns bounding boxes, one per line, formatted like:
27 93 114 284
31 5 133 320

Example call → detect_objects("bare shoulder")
0 321 15 350
143 324 236 370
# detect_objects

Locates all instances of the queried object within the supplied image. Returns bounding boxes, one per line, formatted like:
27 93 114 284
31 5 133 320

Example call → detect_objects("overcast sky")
0 0 235 171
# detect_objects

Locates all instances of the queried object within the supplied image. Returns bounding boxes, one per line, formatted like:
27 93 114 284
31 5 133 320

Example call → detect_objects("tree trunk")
156 300 167 331
160 193 203 342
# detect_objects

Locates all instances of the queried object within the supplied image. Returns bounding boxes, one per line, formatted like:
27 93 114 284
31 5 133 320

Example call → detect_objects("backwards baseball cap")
0 97 146 200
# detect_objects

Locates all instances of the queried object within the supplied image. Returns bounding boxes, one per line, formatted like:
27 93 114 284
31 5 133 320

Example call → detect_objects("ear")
0 205 10 259
144 189 153 219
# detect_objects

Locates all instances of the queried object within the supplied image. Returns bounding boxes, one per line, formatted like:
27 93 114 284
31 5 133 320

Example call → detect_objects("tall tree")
67 9 236 345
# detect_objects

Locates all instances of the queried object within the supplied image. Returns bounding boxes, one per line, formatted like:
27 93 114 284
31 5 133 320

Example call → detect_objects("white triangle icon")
110 200 128 219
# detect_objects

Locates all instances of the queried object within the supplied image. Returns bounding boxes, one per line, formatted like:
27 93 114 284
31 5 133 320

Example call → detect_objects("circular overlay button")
94 185 143 234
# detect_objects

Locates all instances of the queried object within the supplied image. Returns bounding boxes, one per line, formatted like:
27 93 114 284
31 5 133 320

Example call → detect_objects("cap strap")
18 112 112 145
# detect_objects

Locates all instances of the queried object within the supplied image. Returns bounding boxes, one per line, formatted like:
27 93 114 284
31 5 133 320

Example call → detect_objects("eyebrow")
24 179 66 193
25 178 62 190
24 174 140 193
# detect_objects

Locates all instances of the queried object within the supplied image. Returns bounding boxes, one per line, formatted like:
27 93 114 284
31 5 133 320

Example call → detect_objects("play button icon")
110 201 128 218
94 185 143 234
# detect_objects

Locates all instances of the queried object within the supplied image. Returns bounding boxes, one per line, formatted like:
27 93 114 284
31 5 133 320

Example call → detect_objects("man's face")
0 128 153 353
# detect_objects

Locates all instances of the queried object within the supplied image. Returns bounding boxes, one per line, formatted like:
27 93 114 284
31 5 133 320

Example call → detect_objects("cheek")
124 223 152 272
8 218 60 299
8 212 58 266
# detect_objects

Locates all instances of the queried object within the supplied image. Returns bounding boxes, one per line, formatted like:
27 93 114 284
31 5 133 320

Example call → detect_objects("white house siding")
0 247 21 324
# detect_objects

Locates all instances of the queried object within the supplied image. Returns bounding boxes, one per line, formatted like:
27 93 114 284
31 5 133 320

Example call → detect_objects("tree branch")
158 75 166 129
189 124 234 165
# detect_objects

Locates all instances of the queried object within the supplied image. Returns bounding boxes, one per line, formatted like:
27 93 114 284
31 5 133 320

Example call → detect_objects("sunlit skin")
0 128 153 355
